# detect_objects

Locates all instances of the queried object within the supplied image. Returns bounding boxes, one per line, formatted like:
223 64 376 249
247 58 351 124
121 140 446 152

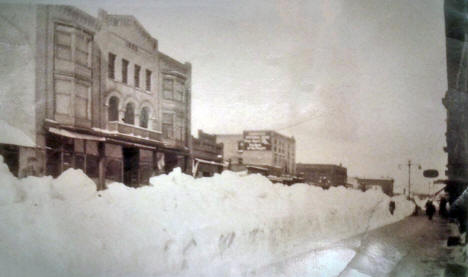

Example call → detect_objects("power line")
276 110 324 131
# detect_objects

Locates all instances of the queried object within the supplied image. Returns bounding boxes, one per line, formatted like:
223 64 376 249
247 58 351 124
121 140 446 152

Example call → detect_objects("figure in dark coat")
425 200 436 221
439 197 448 218
389 201 396 215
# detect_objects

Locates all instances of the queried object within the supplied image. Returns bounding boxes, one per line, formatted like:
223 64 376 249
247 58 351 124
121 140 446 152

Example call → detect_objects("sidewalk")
336 215 468 277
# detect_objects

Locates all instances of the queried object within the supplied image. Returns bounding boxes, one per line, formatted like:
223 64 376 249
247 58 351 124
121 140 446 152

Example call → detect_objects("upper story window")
162 113 174 139
174 80 184 102
108 96 119 121
54 23 93 120
122 59 129 84
163 78 173 100
134 65 141 88
108 53 116 79
75 32 91 67
174 112 185 141
123 102 135 125
146 70 152 91
55 25 72 61
54 24 91 67
140 107 150 128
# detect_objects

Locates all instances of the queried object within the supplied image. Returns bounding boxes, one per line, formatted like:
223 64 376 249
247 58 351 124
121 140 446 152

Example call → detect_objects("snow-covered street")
253 215 463 277
337 215 459 277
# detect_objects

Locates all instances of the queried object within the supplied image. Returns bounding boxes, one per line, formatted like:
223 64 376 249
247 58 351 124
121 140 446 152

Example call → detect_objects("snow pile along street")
0 156 414 277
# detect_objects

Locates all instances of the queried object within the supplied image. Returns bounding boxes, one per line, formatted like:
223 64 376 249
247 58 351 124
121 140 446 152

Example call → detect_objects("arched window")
140 107 150 128
108 96 119 122
123 102 135 125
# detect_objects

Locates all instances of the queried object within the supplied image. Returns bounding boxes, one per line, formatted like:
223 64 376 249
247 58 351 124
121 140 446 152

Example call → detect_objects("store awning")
49 127 106 141
246 165 269 171
194 158 226 167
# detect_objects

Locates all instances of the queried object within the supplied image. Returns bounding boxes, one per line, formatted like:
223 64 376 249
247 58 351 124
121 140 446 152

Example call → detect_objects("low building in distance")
356 178 394 196
0 4 192 188
216 130 296 178
296 163 347 189
191 130 224 177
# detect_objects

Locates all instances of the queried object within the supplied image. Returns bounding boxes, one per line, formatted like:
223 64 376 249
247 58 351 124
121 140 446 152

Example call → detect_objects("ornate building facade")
0 4 192 188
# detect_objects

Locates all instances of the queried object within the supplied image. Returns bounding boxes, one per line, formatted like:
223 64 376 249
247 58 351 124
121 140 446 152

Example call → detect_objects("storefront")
192 158 225 177
44 127 190 189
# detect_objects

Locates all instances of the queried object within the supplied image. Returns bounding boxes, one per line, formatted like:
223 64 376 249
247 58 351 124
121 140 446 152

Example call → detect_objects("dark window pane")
108 96 119 121
86 155 99 178
108 53 116 79
140 107 149 128
134 65 140 88
139 163 152 184
106 159 122 182
63 152 73 171
122 59 128 83
146 70 152 91
75 154 85 171
123 102 135 125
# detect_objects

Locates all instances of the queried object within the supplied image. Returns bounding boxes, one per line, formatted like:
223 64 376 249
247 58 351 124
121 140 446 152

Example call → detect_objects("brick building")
296 163 347 188
356 178 394 196
0 4 191 188
191 130 224 177
216 130 296 176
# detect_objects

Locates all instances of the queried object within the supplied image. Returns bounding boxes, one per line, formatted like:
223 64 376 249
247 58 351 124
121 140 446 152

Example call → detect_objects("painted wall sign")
243 131 271 151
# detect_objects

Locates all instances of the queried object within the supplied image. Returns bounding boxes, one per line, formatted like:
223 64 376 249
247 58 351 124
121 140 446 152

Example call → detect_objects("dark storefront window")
106 159 122 182
86 155 99 178
139 164 152 185
63 152 73 171
75 154 85 171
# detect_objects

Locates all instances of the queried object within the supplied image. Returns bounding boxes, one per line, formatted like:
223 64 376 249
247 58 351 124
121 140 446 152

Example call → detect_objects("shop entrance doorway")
123 147 139 186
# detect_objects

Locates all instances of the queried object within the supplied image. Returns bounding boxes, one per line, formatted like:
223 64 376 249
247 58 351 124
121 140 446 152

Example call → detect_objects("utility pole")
408 160 412 200
399 160 421 200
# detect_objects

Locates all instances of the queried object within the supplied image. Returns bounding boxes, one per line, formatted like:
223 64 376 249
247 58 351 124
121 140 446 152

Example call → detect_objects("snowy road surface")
254 215 464 277
339 215 457 277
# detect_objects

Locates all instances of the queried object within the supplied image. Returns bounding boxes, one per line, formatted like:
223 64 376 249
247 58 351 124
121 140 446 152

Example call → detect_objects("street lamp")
399 160 421 200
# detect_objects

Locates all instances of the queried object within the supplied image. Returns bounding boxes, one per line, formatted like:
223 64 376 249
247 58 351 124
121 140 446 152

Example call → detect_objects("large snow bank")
0 157 414 277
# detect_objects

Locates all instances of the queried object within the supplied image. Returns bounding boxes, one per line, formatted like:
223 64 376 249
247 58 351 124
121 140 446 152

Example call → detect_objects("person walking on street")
425 200 436 221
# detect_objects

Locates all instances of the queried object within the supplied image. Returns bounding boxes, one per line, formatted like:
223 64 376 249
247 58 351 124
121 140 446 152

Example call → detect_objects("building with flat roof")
356 178 394 196
192 130 224 177
0 4 191 188
216 130 295 176
296 163 347 188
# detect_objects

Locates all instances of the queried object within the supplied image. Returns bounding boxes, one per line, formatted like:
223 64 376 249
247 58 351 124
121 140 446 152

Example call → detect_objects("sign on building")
243 131 271 151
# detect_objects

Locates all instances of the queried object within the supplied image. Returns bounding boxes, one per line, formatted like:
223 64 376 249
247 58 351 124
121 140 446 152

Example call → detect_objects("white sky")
9 0 448 194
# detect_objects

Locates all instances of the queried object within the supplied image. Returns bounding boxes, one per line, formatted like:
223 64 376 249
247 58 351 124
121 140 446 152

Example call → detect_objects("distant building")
0 4 192 188
296 164 347 188
356 178 394 196
216 130 296 176
191 130 224 177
